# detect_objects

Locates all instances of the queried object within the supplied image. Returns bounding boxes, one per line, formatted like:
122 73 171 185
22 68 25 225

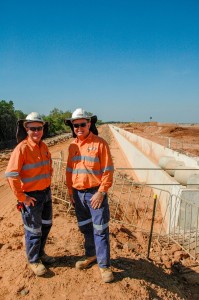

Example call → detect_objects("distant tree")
0 100 104 147
45 108 72 135
97 119 102 125
15 110 26 120
0 100 17 142
0 100 15 116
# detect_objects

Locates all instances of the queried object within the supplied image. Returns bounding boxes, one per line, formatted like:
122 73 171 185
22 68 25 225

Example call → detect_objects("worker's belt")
25 186 50 194
74 186 99 193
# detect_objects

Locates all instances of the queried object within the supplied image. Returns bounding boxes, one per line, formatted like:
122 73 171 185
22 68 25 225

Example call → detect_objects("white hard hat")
71 108 91 121
24 112 44 125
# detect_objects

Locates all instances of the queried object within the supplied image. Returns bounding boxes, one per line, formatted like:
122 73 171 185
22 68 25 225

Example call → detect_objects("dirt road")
0 125 199 300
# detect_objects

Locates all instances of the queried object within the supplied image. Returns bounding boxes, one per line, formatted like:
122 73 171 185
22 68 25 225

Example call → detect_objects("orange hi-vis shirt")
5 137 52 202
66 132 114 195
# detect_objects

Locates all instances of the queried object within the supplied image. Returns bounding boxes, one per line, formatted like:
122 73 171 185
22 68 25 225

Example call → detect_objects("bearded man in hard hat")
5 112 55 276
65 108 114 283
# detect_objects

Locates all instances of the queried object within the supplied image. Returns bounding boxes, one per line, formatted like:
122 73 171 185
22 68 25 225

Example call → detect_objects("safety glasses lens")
73 122 87 128
28 126 43 132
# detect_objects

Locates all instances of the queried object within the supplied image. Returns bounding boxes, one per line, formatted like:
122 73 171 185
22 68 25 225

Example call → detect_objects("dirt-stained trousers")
73 186 111 268
21 188 52 263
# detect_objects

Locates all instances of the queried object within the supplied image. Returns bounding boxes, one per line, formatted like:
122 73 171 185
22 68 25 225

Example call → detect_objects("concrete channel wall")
109 125 199 232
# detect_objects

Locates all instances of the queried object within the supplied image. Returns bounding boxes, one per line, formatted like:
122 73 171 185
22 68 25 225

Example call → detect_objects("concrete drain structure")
109 125 199 261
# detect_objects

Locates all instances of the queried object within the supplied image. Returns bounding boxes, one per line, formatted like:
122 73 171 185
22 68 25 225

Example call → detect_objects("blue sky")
1 0 199 122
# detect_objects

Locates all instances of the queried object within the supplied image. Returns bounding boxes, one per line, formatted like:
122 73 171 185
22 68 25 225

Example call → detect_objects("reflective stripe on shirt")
5 171 19 177
72 155 99 163
102 166 114 172
66 166 113 175
21 173 51 183
22 160 50 171
72 169 101 175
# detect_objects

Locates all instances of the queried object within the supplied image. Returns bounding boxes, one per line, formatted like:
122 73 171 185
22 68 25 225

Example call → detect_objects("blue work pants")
21 188 52 263
73 187 110 268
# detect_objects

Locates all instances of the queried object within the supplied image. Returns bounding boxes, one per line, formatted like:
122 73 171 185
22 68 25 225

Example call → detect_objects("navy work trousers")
73 187 110 268
21 188 52 263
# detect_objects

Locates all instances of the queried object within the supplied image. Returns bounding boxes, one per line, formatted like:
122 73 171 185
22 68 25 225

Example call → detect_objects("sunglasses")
73 122 87 128
27 126 44 132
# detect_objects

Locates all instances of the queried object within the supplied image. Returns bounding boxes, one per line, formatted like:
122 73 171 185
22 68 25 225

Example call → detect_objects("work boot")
100 267 114 283
75 256 97 269
40 253 56 264
29 260 47 276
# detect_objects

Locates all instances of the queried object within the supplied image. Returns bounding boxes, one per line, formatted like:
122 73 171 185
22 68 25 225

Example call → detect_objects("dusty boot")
75 256 97 269
100 267 114 283
29 261 47 276
40 253 56 264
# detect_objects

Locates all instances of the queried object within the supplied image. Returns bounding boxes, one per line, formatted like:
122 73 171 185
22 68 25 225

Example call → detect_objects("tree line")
0 99 102 149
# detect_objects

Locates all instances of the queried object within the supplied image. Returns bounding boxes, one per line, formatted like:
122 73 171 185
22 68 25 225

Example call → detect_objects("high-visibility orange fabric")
5 137 52 202
66 132 114 195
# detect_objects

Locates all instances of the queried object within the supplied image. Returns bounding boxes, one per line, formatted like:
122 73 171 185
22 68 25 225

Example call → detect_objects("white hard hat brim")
71 116 91 121
24 119 45 124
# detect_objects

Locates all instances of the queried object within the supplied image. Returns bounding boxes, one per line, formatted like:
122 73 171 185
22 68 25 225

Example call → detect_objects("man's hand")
91 192 105 209
24 195 36 207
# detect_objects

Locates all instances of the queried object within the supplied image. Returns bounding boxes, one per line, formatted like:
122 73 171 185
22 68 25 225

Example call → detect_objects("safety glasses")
73 122 87 128
27 126 44 132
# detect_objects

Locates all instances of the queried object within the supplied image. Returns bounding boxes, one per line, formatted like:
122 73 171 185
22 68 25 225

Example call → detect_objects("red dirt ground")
0 124 199 300
118 122 199 157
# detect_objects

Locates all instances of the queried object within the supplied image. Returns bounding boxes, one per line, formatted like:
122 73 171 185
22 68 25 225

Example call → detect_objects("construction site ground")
0 123 199 300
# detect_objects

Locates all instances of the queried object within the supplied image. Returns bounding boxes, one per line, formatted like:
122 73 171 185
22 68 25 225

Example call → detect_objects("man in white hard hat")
66 108 114 283
5 112 55 276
